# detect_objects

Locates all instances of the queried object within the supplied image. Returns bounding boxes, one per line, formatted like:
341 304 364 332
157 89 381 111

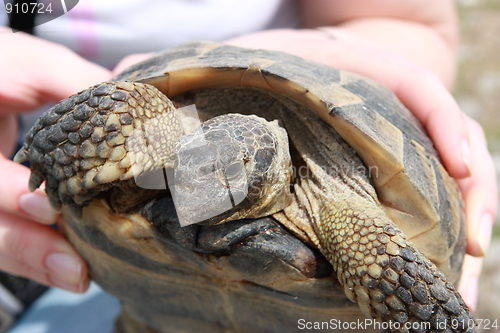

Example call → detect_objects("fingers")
0 210 89 293
0 30 113 292
0 156 89 292
391 68 472 179
458 254 483 312
0 156 57 224
456 116 497 257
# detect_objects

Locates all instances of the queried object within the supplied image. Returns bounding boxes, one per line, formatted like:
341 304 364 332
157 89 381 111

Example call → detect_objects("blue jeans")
7 283 120 333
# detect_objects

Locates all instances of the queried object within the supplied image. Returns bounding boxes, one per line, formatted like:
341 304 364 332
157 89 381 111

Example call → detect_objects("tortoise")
15 41 476 333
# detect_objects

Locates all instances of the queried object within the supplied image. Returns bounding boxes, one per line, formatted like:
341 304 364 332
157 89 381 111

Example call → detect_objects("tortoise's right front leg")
14 81 183 209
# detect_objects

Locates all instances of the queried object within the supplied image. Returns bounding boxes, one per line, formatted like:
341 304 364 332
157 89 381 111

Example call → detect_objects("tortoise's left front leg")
302 180 476 333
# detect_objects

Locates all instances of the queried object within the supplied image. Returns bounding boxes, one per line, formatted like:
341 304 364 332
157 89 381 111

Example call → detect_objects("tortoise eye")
224 162 244 180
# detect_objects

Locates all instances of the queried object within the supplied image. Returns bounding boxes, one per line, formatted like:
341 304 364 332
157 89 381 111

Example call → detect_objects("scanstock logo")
3 0 79 33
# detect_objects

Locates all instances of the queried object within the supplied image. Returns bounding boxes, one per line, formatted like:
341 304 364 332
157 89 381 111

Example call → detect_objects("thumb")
0 29 111 114
36 45 112 104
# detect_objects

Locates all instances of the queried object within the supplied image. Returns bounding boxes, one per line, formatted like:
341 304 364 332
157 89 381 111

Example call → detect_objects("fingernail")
478 213 493 256
46 253 83 285
19 192 57 224
49 276 85 293
466 276 479 312
461 138 472 176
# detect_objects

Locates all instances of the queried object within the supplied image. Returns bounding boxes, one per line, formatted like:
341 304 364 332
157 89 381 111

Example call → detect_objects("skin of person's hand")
0 27 111 292
456 115 497 311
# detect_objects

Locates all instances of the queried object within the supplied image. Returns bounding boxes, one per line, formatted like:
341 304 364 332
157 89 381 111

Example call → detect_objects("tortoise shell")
16 42 470 333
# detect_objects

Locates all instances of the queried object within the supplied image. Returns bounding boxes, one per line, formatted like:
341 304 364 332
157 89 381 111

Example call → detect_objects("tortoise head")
172 114 293 226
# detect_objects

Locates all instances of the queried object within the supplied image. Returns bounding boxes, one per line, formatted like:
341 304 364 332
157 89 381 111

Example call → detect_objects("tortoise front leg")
302 180 476 333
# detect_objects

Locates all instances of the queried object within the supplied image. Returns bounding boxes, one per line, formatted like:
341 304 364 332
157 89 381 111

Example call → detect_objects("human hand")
0 27 111 292
0 155 91 292
111 52 154 77
225 28 497 310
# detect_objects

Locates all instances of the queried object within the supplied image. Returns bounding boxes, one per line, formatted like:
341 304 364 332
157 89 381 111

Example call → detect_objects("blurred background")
455 0 500 331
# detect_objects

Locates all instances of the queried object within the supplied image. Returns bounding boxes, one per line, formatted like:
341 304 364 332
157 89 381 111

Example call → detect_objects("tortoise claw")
13 148 28 163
